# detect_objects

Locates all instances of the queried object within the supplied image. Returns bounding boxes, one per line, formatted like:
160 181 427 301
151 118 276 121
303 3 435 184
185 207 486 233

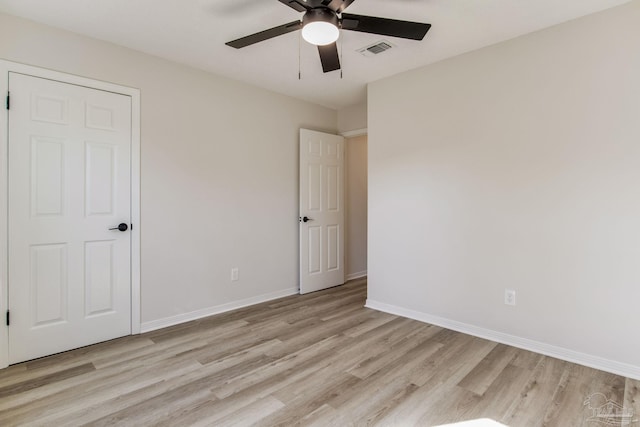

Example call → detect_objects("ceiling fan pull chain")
298 30 302 80
340 29 343 79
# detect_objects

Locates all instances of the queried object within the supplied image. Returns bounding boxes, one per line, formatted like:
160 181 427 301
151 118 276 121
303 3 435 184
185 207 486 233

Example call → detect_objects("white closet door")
8 72 132 363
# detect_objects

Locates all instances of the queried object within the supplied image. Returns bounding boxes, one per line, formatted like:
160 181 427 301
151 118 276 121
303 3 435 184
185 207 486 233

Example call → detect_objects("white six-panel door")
299 129 345 294
8 72 132 364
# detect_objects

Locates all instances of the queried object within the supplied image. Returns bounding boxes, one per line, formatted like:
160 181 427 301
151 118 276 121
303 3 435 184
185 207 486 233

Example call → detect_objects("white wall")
346 135 367 279
337 102 367 134
368 0 640 376
0 13 337 327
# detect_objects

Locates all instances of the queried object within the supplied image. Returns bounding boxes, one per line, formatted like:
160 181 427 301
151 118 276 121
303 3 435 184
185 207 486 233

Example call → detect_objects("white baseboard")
346 271 367 281
141 287 298 333
365 299 640 381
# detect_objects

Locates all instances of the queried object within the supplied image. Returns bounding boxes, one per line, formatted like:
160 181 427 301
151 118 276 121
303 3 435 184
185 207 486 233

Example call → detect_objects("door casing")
0 60 141 369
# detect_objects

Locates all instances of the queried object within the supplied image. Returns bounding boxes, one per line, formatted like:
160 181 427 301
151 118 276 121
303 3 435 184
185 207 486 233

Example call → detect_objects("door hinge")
5 310 9 326
5 92 9 110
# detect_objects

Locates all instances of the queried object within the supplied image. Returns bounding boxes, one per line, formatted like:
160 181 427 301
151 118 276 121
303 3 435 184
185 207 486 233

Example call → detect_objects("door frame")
0 60 142 369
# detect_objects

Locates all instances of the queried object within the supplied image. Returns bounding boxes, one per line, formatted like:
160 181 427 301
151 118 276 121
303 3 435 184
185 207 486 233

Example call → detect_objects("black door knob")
301 216 313 223
109 223 129 232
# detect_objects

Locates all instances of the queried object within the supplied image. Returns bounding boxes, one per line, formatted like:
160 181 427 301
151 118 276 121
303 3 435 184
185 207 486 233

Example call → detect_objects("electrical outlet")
231 268 239 281
505 289 516 306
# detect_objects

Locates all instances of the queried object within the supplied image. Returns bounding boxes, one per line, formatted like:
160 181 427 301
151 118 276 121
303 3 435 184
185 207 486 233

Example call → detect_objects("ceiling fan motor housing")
302 8 339 29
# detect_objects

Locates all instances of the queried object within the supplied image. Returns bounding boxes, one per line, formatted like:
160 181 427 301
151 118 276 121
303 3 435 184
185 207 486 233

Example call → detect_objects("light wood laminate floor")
0 278 638 426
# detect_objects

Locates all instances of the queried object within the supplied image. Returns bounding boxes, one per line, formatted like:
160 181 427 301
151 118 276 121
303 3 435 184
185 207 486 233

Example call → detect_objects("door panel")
308 164 322 211
8 72 132 364
299 129 345 294
31 136 66 216
84 240 116 316
30 244 68 326
85 142 117 216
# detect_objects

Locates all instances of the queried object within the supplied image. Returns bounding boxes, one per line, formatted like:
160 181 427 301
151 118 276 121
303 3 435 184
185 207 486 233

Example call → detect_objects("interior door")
8 72 132 364
299 129 345 294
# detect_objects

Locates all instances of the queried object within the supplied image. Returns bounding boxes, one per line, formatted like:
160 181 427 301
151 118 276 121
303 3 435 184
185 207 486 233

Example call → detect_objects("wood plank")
254 373 361 426
373 336 496 426
463 363 534 421
417 385 481 426
624 377 640 426
198 395 284 427
511 346 545 370
0 362 95 399
457 343 519 395
0 358 203 425
346 325 443 380
501 355 571 426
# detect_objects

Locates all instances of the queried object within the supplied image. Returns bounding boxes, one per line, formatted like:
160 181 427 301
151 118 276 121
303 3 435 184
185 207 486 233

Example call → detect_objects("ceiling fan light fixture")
302 21 339 45
301 8 340 46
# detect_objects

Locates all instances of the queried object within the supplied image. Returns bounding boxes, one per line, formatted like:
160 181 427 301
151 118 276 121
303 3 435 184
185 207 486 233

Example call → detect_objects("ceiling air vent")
358 40 394 57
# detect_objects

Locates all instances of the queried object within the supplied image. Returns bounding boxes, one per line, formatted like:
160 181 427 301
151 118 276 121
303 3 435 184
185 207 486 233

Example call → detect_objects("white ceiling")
0 0 630 110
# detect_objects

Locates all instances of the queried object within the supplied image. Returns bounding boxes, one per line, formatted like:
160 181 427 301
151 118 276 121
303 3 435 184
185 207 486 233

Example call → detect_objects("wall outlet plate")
505 289 516 306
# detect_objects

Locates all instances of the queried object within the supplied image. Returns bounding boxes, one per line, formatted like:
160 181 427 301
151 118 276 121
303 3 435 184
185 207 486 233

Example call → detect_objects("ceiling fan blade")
341 13 431 40
318 43 341 73
277 0 309 12
323 0 356 13
226 20 302 49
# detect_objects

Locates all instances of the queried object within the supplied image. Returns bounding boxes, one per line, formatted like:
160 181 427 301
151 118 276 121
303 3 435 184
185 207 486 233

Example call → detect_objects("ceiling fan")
225 0 431 73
